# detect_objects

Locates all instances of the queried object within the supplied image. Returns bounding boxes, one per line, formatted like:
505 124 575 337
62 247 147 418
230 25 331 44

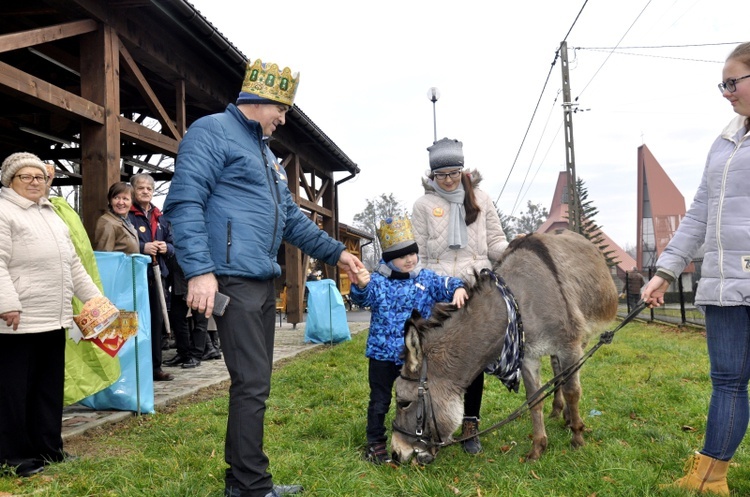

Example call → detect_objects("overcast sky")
186 0 749 249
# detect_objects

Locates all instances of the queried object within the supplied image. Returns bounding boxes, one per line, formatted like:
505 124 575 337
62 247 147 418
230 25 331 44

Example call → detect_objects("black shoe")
460 416 483 455
181 357 201 369
153 370 174 381
364 443 391 464
163 354 189 367
14 459 44 477
202 348 222 361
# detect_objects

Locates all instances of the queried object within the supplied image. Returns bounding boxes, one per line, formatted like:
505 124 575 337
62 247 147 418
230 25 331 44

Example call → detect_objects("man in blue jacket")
163 59 364 497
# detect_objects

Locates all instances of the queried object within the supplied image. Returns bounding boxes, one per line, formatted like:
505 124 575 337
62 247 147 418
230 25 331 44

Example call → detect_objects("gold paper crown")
377 216 415 252
240 59 300 106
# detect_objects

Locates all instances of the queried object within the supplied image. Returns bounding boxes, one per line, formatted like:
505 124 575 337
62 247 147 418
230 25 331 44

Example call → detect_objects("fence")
619 266 705 328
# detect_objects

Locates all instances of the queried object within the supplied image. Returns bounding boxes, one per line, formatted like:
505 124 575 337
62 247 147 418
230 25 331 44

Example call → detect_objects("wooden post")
80 24 121 240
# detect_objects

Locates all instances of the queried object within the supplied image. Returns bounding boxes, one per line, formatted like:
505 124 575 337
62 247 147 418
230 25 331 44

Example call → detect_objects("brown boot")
459 416 482 454
662 452 729 495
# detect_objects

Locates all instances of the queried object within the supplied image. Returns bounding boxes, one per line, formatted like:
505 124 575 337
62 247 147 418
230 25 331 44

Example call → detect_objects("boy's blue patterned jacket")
350 266 464 365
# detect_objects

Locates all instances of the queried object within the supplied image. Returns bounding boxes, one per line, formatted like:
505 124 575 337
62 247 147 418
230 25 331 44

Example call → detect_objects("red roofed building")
536 171 636 291
636 144 691 272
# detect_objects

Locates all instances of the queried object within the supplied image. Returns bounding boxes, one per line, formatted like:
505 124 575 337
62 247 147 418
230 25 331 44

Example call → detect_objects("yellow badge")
432 207 445 217
139 226 146 232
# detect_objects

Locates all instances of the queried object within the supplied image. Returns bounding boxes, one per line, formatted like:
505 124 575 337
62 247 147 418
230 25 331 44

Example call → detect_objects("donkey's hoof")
571 435 586 449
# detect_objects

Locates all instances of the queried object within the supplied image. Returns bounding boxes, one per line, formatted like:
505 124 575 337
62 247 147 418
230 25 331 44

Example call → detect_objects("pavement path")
62 310 371 440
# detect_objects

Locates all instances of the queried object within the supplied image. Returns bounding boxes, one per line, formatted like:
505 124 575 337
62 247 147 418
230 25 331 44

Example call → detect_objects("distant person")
163 259 208 369
350 216 467 464
163 58 364 497
94 182 139 254
642 41 750 496
128 173 174 382
0 152 103 477
625 266 645 311
412 137 508 454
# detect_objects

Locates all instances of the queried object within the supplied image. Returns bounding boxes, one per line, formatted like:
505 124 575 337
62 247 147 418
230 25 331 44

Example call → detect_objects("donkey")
390 231 618 465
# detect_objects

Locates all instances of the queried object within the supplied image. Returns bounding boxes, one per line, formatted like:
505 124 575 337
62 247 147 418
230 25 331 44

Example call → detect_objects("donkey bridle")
391 356 447 453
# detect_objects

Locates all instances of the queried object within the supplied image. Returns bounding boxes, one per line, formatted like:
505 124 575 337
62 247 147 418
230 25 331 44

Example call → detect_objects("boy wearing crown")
350 216 468 464
164 60 364 497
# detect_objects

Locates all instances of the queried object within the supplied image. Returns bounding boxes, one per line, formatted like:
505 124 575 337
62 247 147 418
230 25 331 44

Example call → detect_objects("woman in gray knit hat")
411 138 508 454
0 152 103 477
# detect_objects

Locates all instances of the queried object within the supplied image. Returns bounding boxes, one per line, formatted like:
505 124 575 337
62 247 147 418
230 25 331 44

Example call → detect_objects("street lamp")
427 87 440 143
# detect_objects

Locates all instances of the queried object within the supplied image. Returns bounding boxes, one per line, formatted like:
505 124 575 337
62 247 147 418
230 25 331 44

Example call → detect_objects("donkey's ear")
403 318 423 374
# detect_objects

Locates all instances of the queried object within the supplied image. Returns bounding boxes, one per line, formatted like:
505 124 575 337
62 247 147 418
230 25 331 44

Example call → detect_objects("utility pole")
560 41 581 234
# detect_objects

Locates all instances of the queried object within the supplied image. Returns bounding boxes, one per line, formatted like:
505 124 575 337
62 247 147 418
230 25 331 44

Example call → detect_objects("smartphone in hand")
213 291 231 317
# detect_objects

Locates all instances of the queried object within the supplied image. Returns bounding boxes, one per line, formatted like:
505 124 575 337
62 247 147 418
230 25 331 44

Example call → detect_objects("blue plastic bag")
80 252 155 414
304 279 351 344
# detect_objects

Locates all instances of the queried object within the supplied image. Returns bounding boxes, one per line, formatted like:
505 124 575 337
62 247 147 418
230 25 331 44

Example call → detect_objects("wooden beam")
118 116 179 155
175 79 186 136
80 25 121 240
297 197 333 218
118 42 181 140
0 19 98 54
0 60 104 123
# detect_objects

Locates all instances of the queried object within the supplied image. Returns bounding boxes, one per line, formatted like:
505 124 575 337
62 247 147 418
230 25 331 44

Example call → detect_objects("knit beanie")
427 137 464 171
1 152 47 187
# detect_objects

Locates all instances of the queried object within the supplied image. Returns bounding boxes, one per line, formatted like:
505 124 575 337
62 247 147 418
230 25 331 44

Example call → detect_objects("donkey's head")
391 310 464 465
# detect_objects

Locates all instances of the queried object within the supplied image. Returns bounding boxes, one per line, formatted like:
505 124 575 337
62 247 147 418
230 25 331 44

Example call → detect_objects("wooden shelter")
0 0 361 325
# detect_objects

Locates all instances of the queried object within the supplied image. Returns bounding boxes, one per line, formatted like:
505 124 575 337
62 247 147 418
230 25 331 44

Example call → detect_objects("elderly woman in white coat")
412 137 508 454
0 152 102 477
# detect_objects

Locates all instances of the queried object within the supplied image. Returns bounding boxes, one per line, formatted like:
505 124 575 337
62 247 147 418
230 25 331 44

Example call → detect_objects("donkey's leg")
521 357 547 461
558 357 586 449
549 355 564 418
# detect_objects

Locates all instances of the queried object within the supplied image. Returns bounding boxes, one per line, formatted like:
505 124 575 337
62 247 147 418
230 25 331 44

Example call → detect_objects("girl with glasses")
643 41 750 495
411 137 508 454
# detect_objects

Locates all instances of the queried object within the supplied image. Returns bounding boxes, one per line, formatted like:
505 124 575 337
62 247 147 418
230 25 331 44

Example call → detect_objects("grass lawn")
2 320 748 496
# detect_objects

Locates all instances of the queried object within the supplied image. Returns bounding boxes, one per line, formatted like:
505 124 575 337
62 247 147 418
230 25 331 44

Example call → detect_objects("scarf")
376 261 422 280
110 206 135 229
430 180 468 249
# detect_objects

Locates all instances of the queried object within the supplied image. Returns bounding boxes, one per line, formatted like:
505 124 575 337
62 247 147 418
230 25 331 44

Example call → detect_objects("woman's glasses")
718 74 750 93
434 170 462 181
13 174 48 184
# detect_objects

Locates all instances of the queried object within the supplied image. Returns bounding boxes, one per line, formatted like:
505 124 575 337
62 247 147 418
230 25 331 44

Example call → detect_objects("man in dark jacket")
163 59 364 497
129 173 174 382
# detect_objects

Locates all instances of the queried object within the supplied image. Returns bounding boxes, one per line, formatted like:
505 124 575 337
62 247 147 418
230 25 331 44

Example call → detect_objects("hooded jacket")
656 115 750 307
412 169 508 282
0 188 101 333
163 104 344 280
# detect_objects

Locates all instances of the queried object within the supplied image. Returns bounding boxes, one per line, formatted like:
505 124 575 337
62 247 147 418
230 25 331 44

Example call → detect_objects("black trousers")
366 358 400 444
0 329 66 464
170 293 208 360
464 373 484 418
148 278 166 372
216 276 276 497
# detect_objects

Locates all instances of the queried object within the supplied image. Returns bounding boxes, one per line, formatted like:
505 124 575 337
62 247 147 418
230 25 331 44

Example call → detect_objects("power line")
573 48 722 64
494 0 590 206
575 0 653 99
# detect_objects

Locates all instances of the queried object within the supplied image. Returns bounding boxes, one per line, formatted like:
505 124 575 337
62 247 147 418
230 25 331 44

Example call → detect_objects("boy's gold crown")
377 217 414 252
240 59 300 106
